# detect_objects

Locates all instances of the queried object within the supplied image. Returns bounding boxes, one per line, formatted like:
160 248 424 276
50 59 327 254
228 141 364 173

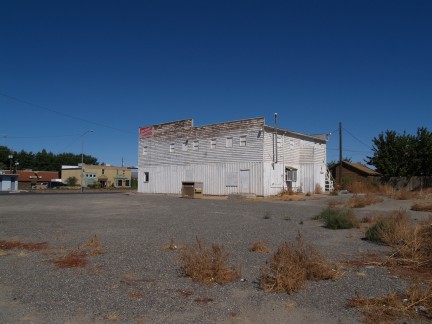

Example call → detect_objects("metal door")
239 170 250 193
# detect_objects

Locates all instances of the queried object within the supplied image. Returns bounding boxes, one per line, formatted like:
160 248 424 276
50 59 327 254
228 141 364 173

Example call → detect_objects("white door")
240 170 250 193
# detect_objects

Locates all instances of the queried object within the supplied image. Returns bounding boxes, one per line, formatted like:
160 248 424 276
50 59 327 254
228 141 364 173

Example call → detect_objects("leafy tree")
367 128 432 178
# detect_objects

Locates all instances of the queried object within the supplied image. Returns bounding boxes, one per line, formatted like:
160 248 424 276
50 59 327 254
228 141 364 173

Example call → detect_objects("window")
170 143 175 152
193 140 199 150
226 137 233 148
102 169 105 175
285 168 298 182
210 139 216 149
144 172 149 182
117 180 123 187
182 141 188 151
143 146 148 155
125 180 130 187
240 135 247 147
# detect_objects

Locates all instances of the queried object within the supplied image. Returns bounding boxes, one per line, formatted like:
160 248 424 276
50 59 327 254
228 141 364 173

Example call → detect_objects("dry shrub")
49 251 88 268
163 238 179 251
347 182 394 195
366 210 432 268
0 240 48 251
178 238 241 285
249 241 271 253
314 208 359 229
79 234 103 256
411 203 432 212
347 282 432 323
314 183 323 194
328 200 344 208
259 234 338 293
345 195 384 208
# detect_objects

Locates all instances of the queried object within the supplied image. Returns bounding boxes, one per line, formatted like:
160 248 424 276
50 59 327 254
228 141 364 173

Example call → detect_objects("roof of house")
4 170 59 182
331 161 381 177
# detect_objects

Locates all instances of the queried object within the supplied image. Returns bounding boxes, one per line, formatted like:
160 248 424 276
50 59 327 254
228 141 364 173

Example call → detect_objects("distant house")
138 117 332 196
0 172 19 191
61 165 132 188
330 161 381 185
4 170 59 190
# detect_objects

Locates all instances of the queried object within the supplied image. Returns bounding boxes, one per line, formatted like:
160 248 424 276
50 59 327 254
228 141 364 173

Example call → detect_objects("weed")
49 251 88 268
129 291 143 299
314 208 359 229
365 210 432 268
178 238 241 284
79 234 103 256
0 240 48 251
249 241 271 253
347 281 432 323
299 220 304 225
177 289 194 297
345 195 384 208
163 238 178 251
305 192 312 197
263 211 272 219
411 203 432 212
284 215 291 221
259 234 338 293
329 190 339 196
314 183 323 194
194 297 213 303
328 200 343 208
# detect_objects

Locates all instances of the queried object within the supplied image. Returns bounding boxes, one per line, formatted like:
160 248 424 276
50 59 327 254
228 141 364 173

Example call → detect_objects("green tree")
367 128 432 178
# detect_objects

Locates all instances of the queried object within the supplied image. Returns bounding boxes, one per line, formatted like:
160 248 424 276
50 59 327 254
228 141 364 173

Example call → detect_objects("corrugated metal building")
137 117 329 196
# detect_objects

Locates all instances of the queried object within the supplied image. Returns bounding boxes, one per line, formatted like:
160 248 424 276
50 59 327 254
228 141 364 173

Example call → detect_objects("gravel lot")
0 192 428 323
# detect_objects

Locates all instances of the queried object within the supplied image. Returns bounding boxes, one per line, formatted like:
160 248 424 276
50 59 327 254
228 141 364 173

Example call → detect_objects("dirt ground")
0 191 430 323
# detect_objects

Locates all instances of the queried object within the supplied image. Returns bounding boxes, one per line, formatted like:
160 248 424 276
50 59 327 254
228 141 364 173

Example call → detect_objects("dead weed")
178 238 241 285
259 234 339 293
347 282 432 323
345 195 384 208
411 203 432 212
0 240 49 251
249 240 272 253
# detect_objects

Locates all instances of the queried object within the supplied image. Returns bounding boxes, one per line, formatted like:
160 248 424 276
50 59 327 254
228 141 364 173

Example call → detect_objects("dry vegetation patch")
259 234 338 293
178 238 241 284
49 251 89 268
249 240 272 253
347 282 432 323
0 240 49 251
365 210 432 269
411 203 432 212
345 195 384 208
314 208 359 229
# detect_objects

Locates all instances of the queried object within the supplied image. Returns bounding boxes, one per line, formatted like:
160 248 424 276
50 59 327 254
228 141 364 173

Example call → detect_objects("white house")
137 117 331 196
0 173 19 191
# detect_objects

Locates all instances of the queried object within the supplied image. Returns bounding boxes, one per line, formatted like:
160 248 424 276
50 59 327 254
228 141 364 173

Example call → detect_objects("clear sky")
1 0 431 167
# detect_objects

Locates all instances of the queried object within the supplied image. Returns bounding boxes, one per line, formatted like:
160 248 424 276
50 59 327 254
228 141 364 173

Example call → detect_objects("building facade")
61 165 132 188
138 117 330 196
0 173 19 191
4 170 59 190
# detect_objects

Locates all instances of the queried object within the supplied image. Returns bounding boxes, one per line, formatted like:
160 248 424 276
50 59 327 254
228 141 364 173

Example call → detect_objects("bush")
178 238 240 285
314 208 359 229
259 234 338 293
67 176 78 186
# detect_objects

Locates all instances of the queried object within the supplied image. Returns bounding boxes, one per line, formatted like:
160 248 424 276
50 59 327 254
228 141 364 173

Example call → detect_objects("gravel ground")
0 192 429 323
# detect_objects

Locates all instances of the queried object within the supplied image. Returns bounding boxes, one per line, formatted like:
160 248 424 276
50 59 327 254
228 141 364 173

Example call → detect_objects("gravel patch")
0 192 425 323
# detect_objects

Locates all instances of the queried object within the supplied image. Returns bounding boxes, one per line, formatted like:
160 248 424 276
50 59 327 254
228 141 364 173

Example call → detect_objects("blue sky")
1 0 431 167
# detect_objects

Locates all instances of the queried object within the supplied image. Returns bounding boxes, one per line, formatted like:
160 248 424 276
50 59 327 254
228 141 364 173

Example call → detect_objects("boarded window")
210 139 216 149
193 140 199 150
170 143 175 152
240 135 246 147
225 171 238 187
226 137 233 148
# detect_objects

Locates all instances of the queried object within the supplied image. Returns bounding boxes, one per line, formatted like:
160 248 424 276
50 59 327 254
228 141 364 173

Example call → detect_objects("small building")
61 165 132 188
4 170 59 190
138 117 332 196
0 172 19 191
330 161 381 185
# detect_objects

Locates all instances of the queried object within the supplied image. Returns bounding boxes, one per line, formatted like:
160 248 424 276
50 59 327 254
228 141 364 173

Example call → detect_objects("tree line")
367 127 432 179
0 146 98 172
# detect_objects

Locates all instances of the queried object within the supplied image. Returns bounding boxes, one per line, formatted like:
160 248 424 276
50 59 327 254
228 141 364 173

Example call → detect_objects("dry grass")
249 240 272 253
411 203 432 212
365 210 432 269
346 182 394 195
178 238 241 285
49 234 103 268
163 238 179 251
314 183 323 194
259 234 338 293
347 282 432 323
129 291 143 299
345 195 384 208
0 240 49 251
49 251 89 268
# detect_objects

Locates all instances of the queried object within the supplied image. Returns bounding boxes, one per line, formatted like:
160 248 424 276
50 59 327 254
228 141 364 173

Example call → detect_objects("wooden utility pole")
339 122 343 185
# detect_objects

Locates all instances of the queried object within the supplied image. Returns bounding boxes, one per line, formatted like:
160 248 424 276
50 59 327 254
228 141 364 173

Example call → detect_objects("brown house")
4 170 59 190
330 161 381 185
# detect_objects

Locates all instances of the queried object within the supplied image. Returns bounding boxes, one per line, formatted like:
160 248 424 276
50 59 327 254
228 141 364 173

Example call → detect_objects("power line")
342 126 371 149
0 91 136 135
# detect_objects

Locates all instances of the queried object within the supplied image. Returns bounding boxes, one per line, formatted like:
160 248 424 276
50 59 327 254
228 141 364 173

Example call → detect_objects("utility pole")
339 122 343 185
